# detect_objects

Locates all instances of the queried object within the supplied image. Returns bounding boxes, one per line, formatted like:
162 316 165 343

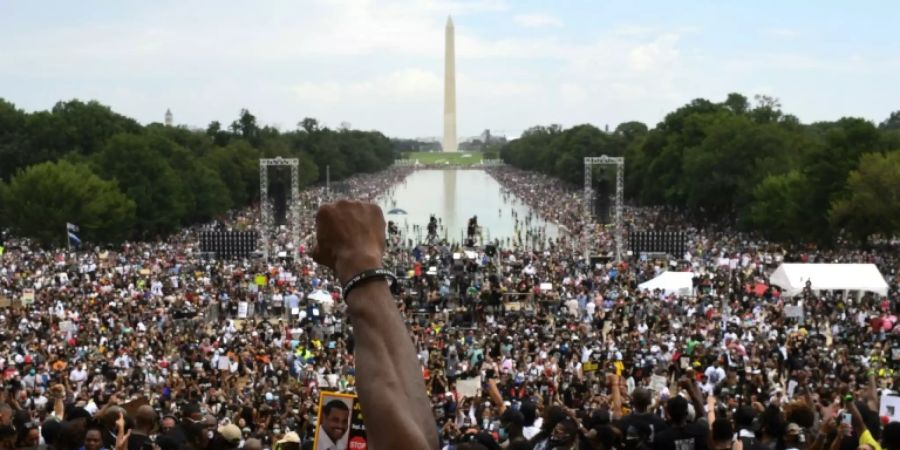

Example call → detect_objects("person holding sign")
311 200 439 450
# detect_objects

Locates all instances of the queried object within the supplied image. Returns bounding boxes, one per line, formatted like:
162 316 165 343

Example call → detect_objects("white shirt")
70 368 87 383
316 425 347 450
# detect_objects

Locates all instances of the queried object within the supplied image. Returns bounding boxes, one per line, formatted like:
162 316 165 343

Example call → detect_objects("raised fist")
312 200 386 285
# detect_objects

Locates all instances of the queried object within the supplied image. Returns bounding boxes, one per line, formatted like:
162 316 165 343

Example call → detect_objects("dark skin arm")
313 200 438 450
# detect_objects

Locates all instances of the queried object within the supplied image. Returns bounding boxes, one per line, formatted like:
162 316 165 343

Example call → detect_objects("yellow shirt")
860 429 882 450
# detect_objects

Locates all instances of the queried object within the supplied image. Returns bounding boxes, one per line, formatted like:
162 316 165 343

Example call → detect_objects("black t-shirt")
652 422 709 450
127 433 153 450
616 413 670 444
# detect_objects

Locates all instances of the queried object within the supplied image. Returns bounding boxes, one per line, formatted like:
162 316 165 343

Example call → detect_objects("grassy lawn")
400 151 484 166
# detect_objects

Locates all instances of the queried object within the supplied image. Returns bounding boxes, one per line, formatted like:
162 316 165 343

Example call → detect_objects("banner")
314 392 367 450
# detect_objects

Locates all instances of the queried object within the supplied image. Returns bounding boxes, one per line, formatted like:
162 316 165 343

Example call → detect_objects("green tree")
880 111 900 130
2 161 135 246
829 150 900 242
299 117 319 133
723 93 750 115
0 99 28 181
743 170 812 242
93 134 188 237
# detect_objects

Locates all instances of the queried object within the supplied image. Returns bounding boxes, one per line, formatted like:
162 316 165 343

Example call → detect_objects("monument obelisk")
443 16 457 153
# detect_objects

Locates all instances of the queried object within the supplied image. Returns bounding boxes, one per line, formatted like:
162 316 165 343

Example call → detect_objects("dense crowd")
0 165 898 450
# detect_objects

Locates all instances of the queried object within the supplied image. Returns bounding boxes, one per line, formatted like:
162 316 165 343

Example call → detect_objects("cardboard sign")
583 362 599 373
314 392 366 450
456 377 482 398
122 397 150 416
0 296 10 308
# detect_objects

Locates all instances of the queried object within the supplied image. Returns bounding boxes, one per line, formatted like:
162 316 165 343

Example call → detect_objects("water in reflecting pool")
378 169 559 244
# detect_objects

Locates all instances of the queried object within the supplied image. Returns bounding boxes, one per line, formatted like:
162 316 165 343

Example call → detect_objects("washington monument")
443 16 457 153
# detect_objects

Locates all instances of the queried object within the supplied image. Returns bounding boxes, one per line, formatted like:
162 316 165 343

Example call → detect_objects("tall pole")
259 161 269 260
326 165 331 200
443 16 457 153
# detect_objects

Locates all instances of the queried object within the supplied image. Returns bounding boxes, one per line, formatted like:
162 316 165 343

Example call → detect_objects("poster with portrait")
314 391 367 450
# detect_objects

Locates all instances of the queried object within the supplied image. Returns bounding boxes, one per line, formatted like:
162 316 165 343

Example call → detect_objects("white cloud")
629 33 681 71
293 69 442 105
513 13 563 28
4 0 895 138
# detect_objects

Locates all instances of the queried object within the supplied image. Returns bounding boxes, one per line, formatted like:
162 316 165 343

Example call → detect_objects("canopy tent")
638 271 694 296
769 263 889 297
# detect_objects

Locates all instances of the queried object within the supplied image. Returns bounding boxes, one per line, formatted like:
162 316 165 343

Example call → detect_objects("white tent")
769 263 889 297
638 271 694 296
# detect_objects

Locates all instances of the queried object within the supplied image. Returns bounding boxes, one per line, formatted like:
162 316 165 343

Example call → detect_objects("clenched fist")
311 200 386 285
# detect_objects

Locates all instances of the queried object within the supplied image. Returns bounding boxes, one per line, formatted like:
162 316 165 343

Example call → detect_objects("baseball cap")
218 424 241 444
277 432 300 444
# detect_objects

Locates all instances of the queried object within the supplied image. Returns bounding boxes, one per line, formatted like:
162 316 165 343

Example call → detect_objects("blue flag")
68 231 81 248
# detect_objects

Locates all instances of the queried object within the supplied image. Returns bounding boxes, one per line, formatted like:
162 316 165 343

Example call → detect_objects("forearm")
867 374 878 411
688 385 706 418
611 376 622 419
348 281 438 450
830 435 844 450
487 379 507 415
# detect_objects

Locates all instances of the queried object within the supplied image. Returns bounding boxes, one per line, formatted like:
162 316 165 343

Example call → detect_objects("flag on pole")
67 223 81 248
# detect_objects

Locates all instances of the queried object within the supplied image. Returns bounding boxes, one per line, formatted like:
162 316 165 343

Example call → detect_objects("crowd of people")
0 164 898 450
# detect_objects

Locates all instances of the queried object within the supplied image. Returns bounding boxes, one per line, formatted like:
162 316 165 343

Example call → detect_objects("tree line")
500 94 900 244
0 99 396 246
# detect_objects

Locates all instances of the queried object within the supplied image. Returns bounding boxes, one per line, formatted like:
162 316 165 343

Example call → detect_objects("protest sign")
785 305 804 320
314 392 367 450
237 302 249 319
649 374 668 393
22 288 35 306
456 377 481 398
880 394 900 422
122 397 150 416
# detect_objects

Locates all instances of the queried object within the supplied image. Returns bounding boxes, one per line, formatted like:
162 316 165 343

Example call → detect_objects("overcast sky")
2 0 899 139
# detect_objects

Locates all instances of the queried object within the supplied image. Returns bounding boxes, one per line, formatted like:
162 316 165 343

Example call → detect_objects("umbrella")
387 208 407 215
